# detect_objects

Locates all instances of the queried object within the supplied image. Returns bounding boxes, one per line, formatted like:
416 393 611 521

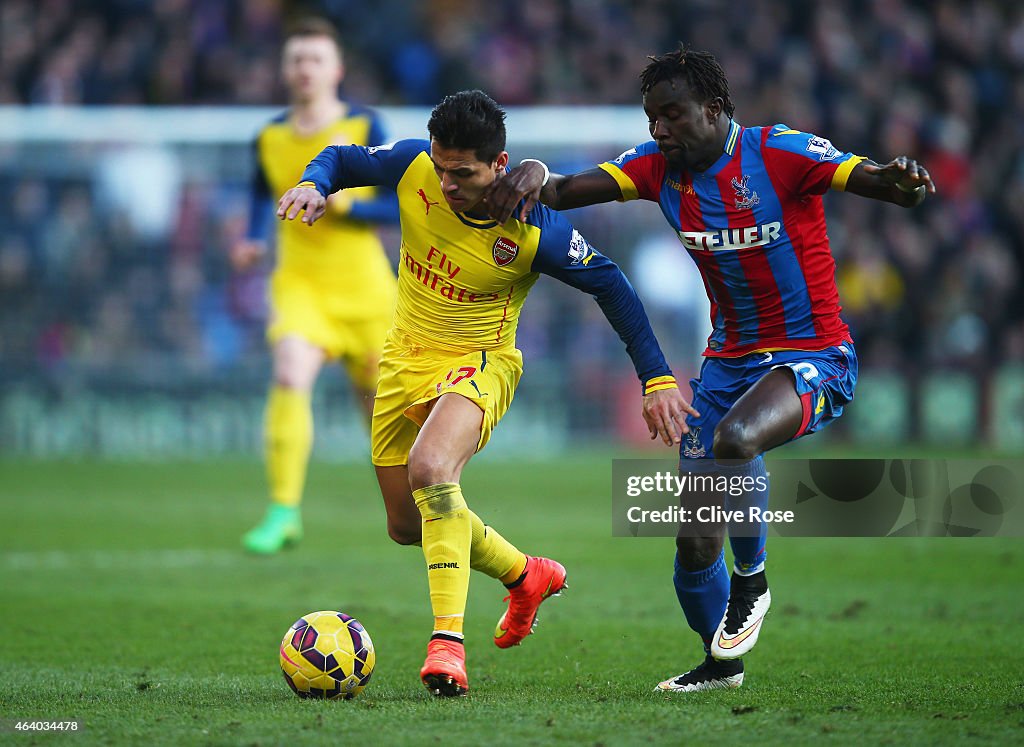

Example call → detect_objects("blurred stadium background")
1 0 1022 459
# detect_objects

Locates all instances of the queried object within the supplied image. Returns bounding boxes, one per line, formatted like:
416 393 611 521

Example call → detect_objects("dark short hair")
427 90 507 164
640 44 735 118
284 17 343 57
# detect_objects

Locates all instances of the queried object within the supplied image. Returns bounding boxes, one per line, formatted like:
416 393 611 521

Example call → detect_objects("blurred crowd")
1 0 1022 400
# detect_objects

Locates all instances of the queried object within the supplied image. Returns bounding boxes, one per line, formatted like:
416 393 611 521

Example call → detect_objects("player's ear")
706 98 724 122
493 151 509 172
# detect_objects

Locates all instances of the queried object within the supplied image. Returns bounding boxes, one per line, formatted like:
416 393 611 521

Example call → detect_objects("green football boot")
243 505 303 554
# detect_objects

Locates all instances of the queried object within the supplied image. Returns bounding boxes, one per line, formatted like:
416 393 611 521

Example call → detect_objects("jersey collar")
453 170 504 229
454 211 499 230
696 119 742 178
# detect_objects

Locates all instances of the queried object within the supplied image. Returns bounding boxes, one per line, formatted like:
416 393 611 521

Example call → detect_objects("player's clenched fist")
277 185 327 225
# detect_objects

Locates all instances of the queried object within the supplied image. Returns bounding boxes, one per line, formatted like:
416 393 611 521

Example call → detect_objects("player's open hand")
643 388 700 446
486 162 546 224
277 186 327 226
861 156 936 195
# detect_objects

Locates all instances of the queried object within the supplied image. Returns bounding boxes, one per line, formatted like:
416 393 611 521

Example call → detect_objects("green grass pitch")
1 457 1022 745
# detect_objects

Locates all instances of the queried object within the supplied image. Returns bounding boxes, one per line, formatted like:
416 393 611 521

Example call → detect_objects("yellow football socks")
265 386 313 508
469 511 527 584
413 483 472 637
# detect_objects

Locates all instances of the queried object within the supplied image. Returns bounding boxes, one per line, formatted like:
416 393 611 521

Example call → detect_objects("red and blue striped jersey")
600 121 864 358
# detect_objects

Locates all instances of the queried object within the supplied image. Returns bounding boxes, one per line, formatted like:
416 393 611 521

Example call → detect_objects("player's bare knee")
406 446 455 490
272 368 313 391
271 341 322 390
713 419 761 461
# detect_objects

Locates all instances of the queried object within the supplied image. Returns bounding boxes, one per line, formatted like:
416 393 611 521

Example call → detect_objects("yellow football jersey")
251 105 397 318
296 139 674 384
391 153 543 351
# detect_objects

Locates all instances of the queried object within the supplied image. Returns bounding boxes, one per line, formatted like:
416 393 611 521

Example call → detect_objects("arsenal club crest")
492 237 519 266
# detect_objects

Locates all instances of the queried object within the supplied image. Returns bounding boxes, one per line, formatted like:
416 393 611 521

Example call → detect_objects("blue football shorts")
680 341 858 460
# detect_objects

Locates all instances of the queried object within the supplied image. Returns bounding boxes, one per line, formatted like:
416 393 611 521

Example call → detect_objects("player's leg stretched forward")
378 393 566 697
659 367 798 693
244 336 326 554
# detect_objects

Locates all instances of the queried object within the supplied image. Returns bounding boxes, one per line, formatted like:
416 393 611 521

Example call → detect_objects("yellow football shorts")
267 270 394 391
370 330 523 467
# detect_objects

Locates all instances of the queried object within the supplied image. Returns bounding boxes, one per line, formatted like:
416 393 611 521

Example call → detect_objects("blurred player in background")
490 45 934 692
277 90 693 696
233 19 398 555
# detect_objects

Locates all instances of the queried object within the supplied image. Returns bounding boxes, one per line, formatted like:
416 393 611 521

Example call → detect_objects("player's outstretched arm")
277 140 420 227
487 163 622 223
845 156 936 207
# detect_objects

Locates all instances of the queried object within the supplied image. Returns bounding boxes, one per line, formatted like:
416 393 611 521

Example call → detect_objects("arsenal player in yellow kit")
234 19 397 554
278 90 695 696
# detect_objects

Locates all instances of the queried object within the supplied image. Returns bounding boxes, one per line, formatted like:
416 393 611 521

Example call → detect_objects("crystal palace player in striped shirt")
489 45 935 693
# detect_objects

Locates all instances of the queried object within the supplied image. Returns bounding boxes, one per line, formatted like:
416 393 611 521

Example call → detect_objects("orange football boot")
420 638 469 697
494 556 567 649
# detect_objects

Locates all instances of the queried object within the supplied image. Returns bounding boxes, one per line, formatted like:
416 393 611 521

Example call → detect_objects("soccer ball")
279 611 375 700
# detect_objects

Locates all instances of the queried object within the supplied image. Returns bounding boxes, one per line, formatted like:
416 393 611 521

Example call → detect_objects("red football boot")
494 556 567 649
420 637 469 697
